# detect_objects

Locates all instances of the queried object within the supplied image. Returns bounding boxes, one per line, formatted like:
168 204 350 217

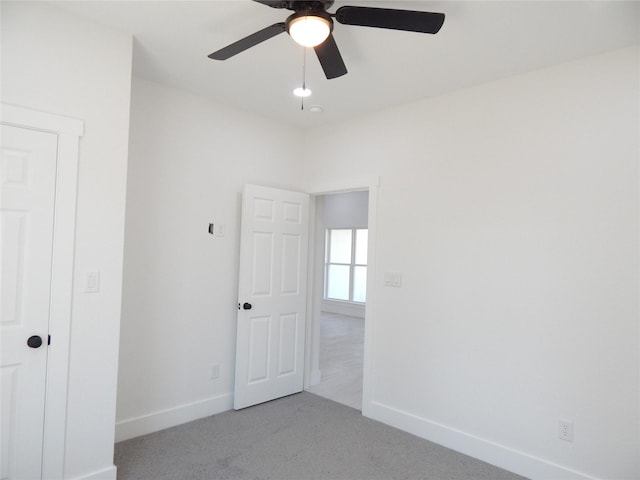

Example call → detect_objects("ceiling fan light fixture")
287 13 332 47
293 87 312 97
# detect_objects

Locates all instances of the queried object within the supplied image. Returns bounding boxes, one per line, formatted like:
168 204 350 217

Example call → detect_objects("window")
325 228 368 303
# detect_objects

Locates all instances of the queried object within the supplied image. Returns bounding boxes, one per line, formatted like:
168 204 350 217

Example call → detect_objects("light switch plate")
383 272 402 288
85 271 100 293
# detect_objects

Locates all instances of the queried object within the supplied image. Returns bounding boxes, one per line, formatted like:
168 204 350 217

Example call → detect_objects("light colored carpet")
115 392 527 480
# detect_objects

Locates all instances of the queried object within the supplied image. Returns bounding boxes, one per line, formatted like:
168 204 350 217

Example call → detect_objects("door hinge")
48 335 51 345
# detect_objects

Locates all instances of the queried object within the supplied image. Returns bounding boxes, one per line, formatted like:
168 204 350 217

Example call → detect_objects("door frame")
303 176 379 412
1 103 83 478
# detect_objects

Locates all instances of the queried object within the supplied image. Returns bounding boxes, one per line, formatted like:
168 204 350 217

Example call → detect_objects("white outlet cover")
559 420 574 442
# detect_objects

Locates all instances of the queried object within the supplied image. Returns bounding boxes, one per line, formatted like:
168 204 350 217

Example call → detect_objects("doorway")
233 182 377 413
305 190 369 410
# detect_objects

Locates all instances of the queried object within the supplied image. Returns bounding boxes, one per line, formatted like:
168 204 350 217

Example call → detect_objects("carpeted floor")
115 392 527 480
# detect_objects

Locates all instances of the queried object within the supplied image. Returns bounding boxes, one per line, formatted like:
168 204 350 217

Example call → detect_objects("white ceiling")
55 0 639 129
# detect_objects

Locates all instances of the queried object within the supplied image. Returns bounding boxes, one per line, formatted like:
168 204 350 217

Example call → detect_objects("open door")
234 184 310 410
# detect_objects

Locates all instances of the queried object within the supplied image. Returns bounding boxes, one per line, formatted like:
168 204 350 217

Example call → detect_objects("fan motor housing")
286 9 333 33
286 1 334 12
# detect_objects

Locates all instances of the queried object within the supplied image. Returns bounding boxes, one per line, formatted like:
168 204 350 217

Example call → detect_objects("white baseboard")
321 300 365 318
67 465 117 480
363 400 599 480
306 368 322 388
115 392 233 442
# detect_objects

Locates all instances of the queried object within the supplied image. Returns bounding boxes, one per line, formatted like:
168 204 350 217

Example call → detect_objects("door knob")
242 302 252 310
27 335 43 348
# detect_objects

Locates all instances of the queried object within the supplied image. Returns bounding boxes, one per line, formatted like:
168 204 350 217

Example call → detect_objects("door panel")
281 234 301 295
247 316 271 384
251 232 273 296
278 313 298 375
0 125 58 480
234 185 309 410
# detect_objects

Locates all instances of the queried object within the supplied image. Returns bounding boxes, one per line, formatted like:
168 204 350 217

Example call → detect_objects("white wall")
324 191 369 229
1 2 132 479
304 47 640 480
115 78 304 439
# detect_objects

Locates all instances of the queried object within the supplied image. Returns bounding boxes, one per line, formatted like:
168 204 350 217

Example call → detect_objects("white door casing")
1 125 57 480
234 184 310 410
302 177 379 414
0 104 83 479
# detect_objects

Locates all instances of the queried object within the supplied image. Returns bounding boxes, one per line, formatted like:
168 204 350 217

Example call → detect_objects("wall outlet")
210 364 220 380
559 420 574 442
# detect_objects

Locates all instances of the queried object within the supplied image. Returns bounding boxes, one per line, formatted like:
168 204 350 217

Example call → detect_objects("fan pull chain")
301 47 307 111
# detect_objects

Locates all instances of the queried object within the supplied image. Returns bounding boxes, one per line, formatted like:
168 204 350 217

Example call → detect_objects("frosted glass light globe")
288 15 331 47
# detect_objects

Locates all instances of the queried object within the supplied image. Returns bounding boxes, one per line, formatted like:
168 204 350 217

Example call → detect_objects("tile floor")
306 312 364 410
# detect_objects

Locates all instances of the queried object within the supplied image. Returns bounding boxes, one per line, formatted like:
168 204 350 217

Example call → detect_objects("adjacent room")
306 191 368 409
1 1 639 480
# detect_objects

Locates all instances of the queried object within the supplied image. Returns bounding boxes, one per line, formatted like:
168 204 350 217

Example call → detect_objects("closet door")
1 124 58 480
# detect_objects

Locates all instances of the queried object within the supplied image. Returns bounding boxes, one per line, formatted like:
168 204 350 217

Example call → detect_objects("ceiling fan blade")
335 6 445 34
251 0 289 8
209 22 286 60
314 33 347 79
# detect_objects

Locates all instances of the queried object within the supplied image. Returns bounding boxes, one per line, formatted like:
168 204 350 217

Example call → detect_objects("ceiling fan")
208 0 445 79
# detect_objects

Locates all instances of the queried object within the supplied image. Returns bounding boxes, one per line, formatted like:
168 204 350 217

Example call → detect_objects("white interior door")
234 184 310 410
1 125 58 479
